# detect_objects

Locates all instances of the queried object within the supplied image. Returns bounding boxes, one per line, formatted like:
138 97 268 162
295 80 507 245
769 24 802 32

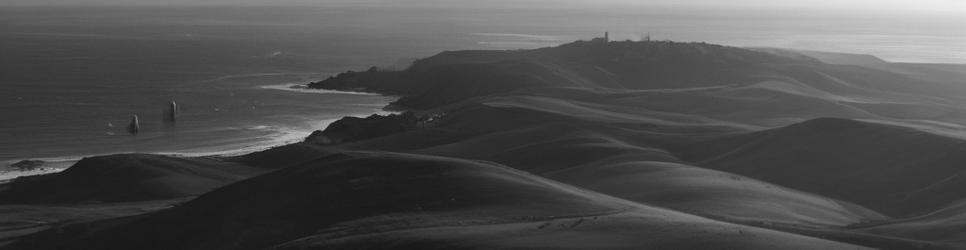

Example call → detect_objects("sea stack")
128 115 140 135
164 101 178 127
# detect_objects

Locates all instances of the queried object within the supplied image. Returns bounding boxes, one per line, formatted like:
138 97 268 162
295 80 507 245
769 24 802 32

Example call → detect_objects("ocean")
1 4 963 177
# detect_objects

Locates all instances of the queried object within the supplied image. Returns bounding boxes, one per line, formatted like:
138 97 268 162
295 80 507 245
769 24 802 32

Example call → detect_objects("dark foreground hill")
7 152 869 250
0 154 267 204
4 40 966 249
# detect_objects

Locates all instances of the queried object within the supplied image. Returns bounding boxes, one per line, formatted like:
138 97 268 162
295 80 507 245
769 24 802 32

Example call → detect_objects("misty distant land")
3 38 966 250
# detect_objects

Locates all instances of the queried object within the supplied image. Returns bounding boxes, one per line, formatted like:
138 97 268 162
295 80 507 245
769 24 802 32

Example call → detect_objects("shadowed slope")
0 200 180 247
301 90 966 248
415 122 885 226
7 152 870 250
546 160 887 227
315 102 887 228
0 154 266 204
275 211 869 250
855 199 966 247
680 118 966 217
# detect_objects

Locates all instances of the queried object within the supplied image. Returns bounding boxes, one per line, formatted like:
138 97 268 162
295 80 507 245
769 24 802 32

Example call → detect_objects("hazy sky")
597 0 966 12
3 0 965 13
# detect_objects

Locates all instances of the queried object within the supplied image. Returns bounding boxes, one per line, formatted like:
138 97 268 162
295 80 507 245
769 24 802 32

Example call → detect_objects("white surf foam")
259 84 381 96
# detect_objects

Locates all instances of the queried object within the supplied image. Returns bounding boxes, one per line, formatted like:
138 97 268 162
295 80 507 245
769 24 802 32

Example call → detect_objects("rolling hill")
7 152 871 250
0 154 267 204
6 39 966 249
679 117 966 217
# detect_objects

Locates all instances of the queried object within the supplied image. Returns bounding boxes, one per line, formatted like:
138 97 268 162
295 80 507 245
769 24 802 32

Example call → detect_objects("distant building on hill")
591 32 609 44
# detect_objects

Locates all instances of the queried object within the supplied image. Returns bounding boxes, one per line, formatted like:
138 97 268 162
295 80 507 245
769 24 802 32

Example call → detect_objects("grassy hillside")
679 118 966 217
0 154 267 204
7 40 966 249
8 152 870 250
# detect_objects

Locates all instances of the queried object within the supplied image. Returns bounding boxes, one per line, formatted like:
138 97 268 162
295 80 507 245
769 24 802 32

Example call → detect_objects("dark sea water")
0 6 430 170
1 5 963 176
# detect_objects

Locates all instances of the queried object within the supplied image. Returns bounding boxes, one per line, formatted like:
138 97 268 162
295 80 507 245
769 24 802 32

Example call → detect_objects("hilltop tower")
604 32 609 43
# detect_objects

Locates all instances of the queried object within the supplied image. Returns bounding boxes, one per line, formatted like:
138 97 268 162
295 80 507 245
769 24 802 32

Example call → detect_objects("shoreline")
259 83 383 96
1 87 396 182
0 157 79 183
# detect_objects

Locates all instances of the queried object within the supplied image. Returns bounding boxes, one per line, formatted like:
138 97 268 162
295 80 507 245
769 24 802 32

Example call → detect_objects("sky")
1 0 962 63
2 0 965 14
593 0 966 13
